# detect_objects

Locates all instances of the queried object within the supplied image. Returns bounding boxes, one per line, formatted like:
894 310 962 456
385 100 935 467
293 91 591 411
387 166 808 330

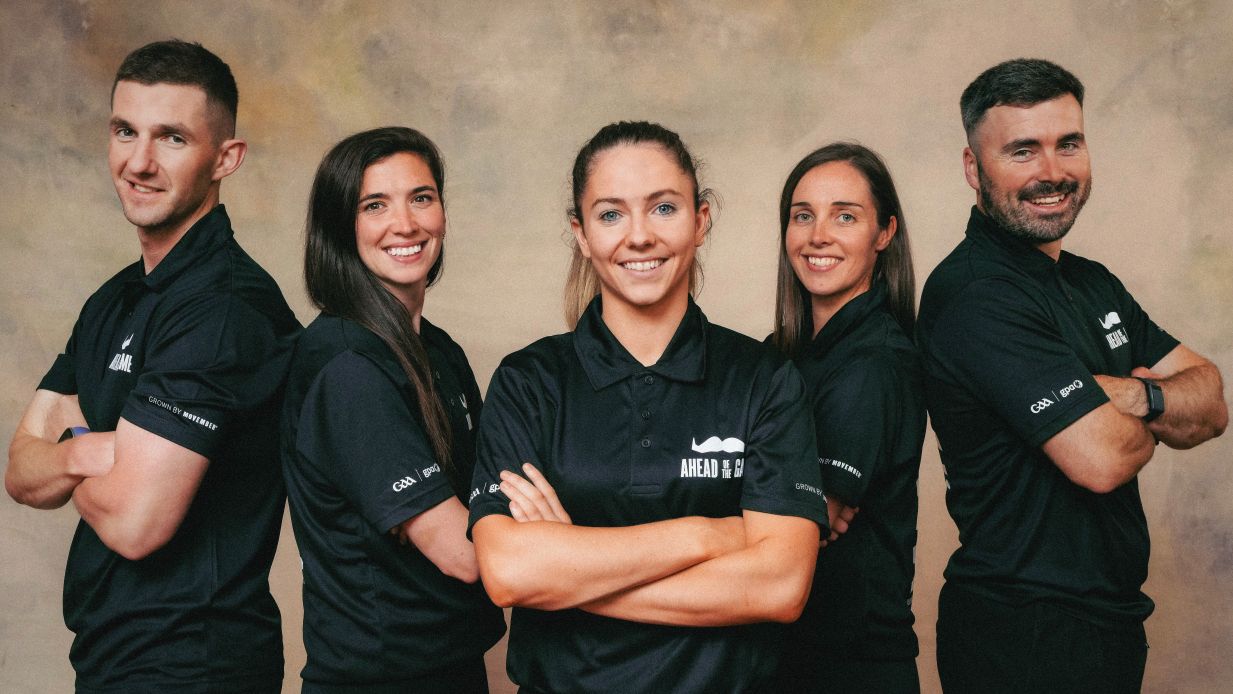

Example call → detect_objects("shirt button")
641 410 651 420
641 438 651 448
643 375 654 385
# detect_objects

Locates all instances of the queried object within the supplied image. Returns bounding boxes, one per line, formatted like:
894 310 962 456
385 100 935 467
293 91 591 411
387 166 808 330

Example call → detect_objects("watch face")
1141 378 1164 422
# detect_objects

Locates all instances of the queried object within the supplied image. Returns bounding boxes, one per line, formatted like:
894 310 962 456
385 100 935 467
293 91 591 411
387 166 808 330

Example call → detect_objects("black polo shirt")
916 206 1178 623
36 205 300 692
468 296 828 694
780 282 925 665
280 314 505 689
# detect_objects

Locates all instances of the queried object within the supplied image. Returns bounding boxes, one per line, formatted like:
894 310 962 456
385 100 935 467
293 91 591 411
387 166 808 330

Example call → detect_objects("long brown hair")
304 127 463 497
772 142 916 357
563 121 714 327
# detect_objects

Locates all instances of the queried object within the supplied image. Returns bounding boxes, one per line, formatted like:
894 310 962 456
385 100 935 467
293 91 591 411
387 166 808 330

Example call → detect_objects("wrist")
1136 377 1165 422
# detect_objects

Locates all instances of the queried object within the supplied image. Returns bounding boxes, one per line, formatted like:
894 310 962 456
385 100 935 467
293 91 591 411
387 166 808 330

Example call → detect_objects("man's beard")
978 164 1091 244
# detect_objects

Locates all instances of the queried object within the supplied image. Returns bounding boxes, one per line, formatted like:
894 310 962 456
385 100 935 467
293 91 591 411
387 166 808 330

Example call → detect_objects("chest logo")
1098 311 1130 350
683 436 745 479
691 436 745 454
108 333 136 373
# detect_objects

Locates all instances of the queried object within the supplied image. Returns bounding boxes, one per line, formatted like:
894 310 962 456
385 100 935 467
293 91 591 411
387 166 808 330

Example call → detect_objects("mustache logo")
691 436 746 454
1098 312 1121 330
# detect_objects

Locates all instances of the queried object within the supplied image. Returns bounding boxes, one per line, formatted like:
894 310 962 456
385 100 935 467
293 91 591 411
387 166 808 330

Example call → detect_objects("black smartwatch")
1136 377 1165 422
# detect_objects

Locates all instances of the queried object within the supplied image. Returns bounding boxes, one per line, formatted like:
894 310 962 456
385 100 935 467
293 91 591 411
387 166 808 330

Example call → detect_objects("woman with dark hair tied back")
280 127 504 693
467 121 829 693
769 142 926 692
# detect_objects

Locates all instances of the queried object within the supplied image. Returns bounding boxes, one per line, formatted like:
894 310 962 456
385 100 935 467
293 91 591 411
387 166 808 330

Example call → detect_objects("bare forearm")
1151 362 1227 448
580 525 819 626
474 514 742 610
6 432 80 509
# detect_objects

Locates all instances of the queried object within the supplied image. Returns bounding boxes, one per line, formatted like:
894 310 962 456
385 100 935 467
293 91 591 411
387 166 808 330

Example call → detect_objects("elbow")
758 574 812 623
443 560 481 585
94 517 176 561
477 563 523 608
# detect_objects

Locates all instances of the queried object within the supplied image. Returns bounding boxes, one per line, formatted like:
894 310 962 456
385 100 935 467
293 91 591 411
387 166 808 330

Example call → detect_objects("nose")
127 138 157 175
391 203 419 234
626 215 653 248
1037 150 1063 182
807 220 832 247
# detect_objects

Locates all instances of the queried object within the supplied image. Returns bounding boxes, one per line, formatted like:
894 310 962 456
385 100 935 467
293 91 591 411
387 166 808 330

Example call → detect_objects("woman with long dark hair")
280 127 504 693
467 121 829 693
770 142 926 692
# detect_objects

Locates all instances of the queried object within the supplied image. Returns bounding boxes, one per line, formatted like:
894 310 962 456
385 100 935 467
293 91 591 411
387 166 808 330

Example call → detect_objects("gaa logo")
1030 397 1054 414
392 476 417 492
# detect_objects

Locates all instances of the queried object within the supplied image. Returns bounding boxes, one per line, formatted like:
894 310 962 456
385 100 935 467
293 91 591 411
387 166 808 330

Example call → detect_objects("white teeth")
132 183 157 193
1031 194 1063 205
386 244 422 257
622 259 663 271
806 256 840 268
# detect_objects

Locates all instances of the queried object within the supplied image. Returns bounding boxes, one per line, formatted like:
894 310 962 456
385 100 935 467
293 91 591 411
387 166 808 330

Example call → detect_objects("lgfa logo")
107 334 135 373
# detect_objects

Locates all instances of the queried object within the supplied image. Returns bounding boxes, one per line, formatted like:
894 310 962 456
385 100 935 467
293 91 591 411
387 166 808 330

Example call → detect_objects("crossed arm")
6 389 208 560
1043 344 1226 493
472 464 819 625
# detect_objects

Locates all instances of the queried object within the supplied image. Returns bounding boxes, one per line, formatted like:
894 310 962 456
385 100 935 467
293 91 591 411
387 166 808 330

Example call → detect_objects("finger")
508 498 529 523
522 463 571 524
501 479 544 522
502 470 557 521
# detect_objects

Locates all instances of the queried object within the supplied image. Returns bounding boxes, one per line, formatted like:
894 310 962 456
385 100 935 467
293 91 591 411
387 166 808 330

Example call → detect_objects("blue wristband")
58 426 91 442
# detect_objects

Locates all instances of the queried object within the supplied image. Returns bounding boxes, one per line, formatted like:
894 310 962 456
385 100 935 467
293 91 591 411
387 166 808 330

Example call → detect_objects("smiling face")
108 80 237 240
786 160 895 330
354 151 445 314
571 143 709 320
964 94 1091 254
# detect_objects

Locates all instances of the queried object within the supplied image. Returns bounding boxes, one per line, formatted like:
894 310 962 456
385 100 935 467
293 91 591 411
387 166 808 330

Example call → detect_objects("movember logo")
691 436 745 454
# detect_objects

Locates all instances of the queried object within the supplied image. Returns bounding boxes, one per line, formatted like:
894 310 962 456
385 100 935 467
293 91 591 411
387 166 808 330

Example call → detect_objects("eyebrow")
790 200 865 209
589 189 683 210
358 185 437 204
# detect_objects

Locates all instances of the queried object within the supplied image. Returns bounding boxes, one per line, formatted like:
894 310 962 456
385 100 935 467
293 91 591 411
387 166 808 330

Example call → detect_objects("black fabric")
37 206 300 692
770 656 919 693
936 583 1147 694
917 206 1179 623
299 655 490 694
468 296 827 694
282 315 504 688
777 283 925 675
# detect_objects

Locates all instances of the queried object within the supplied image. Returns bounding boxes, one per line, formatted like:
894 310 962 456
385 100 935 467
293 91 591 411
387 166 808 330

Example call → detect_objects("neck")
1035 239 1063 262
138 193 220 274
600 290 689 367
810 282 870 338
393 286 426 334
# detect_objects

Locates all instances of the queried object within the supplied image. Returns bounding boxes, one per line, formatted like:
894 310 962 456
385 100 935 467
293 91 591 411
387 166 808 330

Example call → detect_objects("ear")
962 146 980 193
693 199 711 248
875 215 897 252
570 215 592 259
213 138 247 182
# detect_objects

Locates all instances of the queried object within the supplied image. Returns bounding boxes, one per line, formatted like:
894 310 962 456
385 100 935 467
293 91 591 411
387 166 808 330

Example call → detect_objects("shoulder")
163 238 296 330
291 316 394 389
705 321 785 371
495 332 574 376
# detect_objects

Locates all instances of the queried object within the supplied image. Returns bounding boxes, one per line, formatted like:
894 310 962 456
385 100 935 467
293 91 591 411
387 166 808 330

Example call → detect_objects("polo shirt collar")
965 205 1059 280
806 281 887 359
141 205 234 291
574 295 708 390
338 316 445 387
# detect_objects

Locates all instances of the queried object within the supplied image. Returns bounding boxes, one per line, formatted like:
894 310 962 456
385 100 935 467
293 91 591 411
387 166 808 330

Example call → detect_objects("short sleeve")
739 360 830 529
467 361 546 534
38 323 80 395
1113 276 1179 369
812 355 900 507
298 351 455 533
121 294 292 458
928 278 1108 447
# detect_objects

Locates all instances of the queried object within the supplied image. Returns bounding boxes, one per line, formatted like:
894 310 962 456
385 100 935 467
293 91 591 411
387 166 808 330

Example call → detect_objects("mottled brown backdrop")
2 1 1231 692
